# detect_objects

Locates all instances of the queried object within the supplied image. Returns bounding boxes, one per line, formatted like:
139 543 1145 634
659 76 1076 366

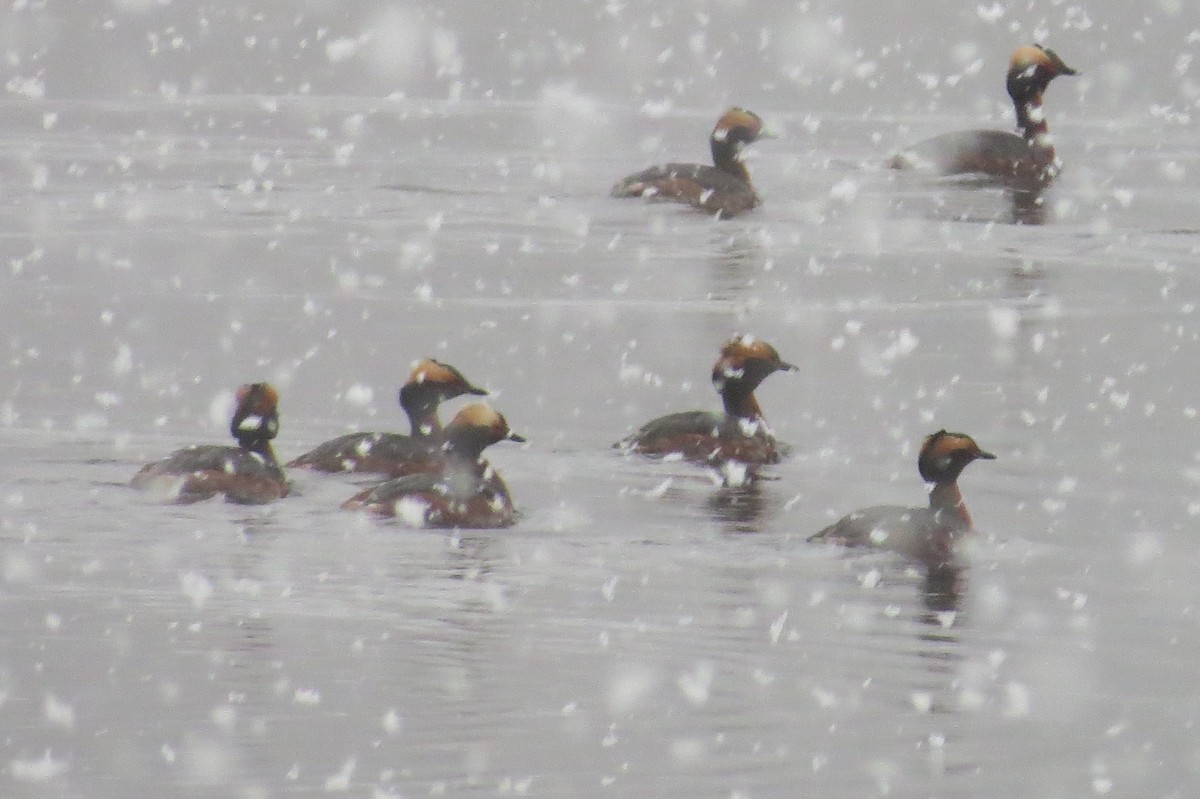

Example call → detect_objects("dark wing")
617 411 780 465
132 445 286 504
132 444 239 482
890 130 1043 181
341 467 515 528
612 163 757 217
288 432 439 476
617 410 723 451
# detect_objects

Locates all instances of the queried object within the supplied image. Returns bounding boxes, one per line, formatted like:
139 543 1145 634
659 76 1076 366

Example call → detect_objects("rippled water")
4 2 1200 797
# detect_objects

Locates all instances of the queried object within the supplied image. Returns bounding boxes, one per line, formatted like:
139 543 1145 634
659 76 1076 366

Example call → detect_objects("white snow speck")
987 306 1020 339
644 478 673 499
332 142 354 165
293 688 320 705
882 329 919 360
211 705 236 731
6 76 45 100
1002 681 1030 718
976 3 1005 22
208 390 236 428
10 750 68 782
180 571 214 609
44 694 75 730
829 179 858 203
669 737 707 763
1126 530 1164 566
608 665 660 716
677 661 714 706
324 756 356 792
343 384 373 406
325 37 361 64
394 497 431 528
769 611 788 645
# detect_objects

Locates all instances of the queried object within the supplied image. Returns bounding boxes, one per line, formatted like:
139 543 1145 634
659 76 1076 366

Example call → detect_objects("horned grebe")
809 430 996 570
890 45 1077 186
612 108 771 218
341 403 524 528
131 383 289 504
287 358 485 476
616 335 796 470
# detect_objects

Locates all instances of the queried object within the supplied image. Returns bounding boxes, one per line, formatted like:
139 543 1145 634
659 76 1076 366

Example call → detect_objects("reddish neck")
721 384 764 421
1014 95 1053 154
928 481 974 530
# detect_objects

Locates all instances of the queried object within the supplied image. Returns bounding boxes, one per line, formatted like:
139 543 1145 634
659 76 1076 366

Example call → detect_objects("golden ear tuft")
237 383 279 412
714 108 764 137
451 402 500 429
721 334 780 363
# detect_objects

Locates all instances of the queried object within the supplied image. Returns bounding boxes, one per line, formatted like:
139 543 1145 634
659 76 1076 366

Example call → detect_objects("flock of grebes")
132 45 1077 574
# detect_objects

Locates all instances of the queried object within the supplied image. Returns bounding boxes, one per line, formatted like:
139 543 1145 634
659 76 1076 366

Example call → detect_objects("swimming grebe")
616 335 796 469
612 108 771 218
131 383 289 504
341 403 524 527
809 431 996 569
287 358 486 476
890 45 1077 186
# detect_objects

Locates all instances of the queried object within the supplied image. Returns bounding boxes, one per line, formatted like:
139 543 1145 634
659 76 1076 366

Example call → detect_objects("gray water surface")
3 2 1200 797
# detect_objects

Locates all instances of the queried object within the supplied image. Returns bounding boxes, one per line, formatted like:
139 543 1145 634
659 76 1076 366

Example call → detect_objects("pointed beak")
507 432 527 444
1059 65 1079 77
777 360 799 372
467 384 489 396
975 449 997 461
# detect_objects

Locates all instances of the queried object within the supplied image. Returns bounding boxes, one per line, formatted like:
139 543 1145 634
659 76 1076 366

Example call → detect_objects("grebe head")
230 383 281 448
711 108 770 158
917 430 996 485
711 334 797 392
399 358 487 406
444 402 526 457
1006 45 1077 103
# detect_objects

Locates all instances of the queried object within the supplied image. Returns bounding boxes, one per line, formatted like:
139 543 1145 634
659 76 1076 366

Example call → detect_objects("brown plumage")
890 45 1077 186
809 431 996 570
287 358 486 476
612 108 771 218
342 403 524 528
131 383 289 504
616 335 796 470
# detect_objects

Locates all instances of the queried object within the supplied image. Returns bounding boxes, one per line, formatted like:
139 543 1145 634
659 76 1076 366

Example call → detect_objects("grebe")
890 45 1077 186
616 335 796 469
809 431 996 570
287 358 486 476
131 383 289 504
612 108 771 218
341 403 524 528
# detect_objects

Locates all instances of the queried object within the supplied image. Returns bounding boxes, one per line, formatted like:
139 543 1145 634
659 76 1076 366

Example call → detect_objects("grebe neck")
711 138 752 184
1015 94 1057 165
928 481 974 531
720 384 764 422
399 384 443 439
407 406 441 439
